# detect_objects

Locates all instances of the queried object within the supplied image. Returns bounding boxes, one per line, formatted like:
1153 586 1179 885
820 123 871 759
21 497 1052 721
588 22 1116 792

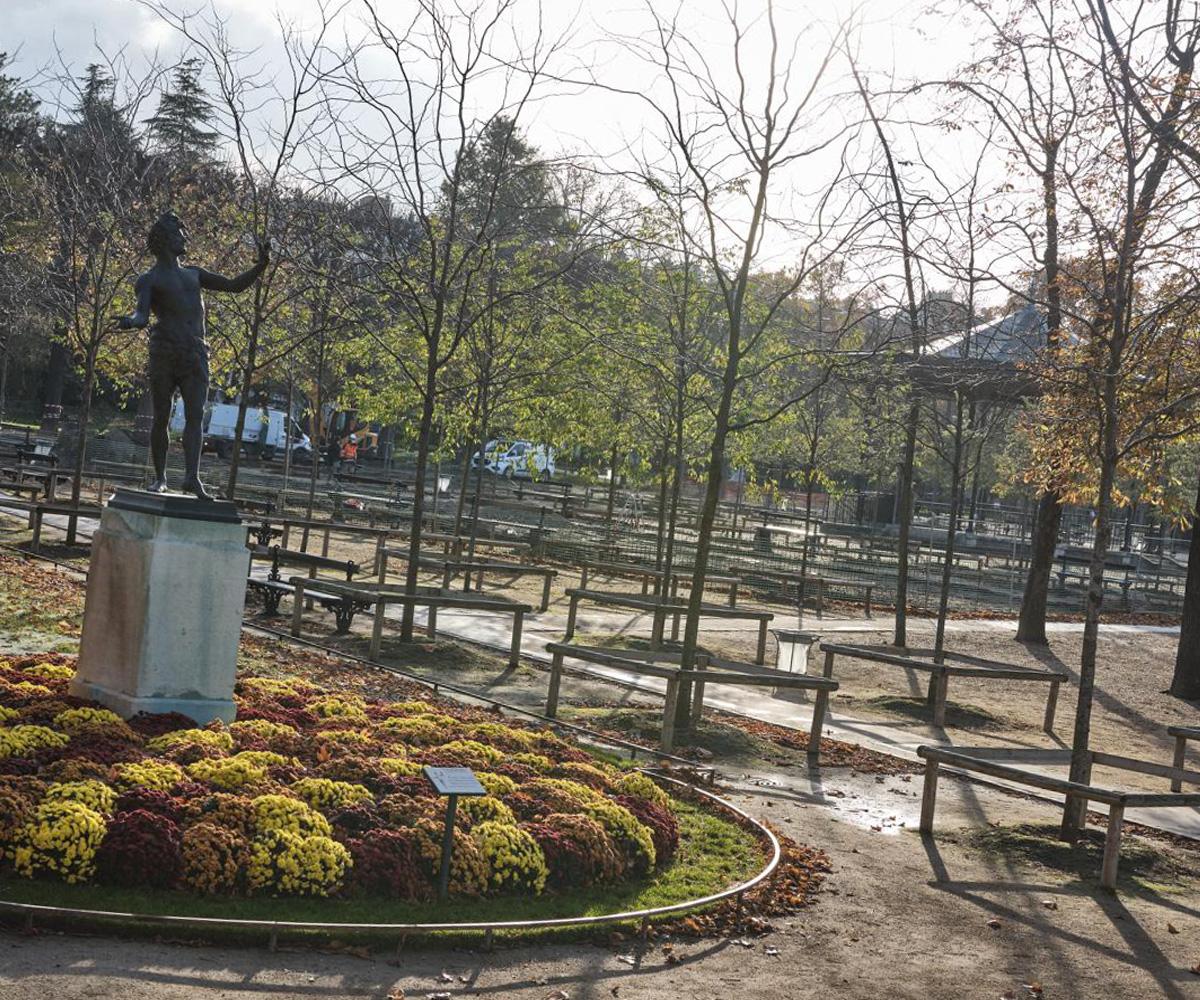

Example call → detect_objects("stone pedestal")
70 488 248 725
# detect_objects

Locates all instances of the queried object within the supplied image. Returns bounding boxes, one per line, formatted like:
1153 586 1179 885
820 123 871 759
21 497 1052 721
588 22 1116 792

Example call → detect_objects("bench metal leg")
290 581 305 637
30 511 42 554
864 587 873 618
661 676 679 752
427 605 438 639
546 652 564 718
670 610 681 642
565 596 579 641
822 649 836 679
1172 736 1186 793
579 566 589 589
263 588 283 617
333 600 357 635
919 760 939 834
1043 681 1060 733
756 619 768 665
1101 803 1124 889
809 688 829 761
728 581 737 607
540 576 551 613
369 602 386 659
815 579 824 618
509 611 524 669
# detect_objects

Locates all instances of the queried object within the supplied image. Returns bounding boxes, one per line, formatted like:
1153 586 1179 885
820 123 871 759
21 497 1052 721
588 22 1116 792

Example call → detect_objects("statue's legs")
178 371 211 500
147 360 175 494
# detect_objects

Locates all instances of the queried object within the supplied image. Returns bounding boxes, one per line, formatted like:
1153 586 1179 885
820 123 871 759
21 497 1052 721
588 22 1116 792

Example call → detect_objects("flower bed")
0 653 690 905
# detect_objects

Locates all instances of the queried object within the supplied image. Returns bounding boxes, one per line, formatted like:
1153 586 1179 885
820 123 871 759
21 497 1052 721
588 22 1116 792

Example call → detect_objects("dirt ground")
241 524 1200 791
2 765 1198 1000
3 535 1200 997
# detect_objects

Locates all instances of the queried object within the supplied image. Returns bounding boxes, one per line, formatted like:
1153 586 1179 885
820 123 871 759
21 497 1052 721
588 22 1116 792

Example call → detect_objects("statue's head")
147 211 187 258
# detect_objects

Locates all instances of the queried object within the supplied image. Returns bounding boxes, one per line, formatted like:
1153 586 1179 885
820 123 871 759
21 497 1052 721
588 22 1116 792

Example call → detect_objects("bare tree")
148 1 344 497
328 0 566 640
591 1 865 729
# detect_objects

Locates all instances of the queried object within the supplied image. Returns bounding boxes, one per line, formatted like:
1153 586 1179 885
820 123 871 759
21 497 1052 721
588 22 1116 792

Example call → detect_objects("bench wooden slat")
1091 751 1200 787
917 746 1127 804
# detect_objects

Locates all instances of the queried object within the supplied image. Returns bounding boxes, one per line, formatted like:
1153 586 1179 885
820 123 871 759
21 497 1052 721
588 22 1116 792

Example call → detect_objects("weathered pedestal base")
70 489 248 725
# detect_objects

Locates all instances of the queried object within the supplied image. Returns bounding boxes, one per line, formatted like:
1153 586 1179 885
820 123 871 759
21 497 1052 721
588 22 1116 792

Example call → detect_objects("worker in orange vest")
340 433 359 472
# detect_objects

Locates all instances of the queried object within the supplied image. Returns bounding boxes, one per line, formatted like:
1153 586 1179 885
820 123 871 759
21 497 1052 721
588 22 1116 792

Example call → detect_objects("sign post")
423 765 486 901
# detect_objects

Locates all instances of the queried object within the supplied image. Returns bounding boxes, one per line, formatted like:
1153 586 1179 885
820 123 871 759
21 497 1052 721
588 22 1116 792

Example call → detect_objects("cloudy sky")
7 0 968 153
6 0 1001 289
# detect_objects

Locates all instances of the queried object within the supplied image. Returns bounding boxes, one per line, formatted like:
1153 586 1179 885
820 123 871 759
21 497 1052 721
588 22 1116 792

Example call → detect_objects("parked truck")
169 401 311 461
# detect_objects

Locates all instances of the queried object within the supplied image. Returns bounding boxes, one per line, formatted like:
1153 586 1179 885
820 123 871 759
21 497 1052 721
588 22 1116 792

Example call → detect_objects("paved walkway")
6 495 1198 841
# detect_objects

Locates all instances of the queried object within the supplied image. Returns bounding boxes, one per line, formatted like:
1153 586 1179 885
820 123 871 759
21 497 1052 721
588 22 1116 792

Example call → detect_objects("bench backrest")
267 545 358 581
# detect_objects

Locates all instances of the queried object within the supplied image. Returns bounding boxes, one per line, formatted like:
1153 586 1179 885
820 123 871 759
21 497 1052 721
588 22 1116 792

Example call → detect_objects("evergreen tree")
145 57 218 161
0 52 39 152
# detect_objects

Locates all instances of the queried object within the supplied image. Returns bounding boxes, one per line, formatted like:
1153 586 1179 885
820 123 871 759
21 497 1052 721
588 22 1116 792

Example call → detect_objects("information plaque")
423 765 486 900
423 766 486 797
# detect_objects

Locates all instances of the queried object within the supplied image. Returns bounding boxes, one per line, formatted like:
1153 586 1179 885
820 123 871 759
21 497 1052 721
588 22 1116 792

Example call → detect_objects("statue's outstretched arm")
197 241 270 294
116 273 153 329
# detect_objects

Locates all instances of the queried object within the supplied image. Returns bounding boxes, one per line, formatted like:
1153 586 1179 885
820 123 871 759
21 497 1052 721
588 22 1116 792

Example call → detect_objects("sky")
5 0 1008 298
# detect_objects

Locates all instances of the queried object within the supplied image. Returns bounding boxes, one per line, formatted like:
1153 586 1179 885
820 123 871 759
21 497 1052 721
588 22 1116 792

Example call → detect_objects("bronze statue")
117 211 269 499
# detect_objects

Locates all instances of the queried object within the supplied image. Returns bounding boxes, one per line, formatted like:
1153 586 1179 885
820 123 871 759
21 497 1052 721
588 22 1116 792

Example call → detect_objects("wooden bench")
235 497 276 518
564 588 775 665
1170 726 1200 792
667 566 741 607
732 563 874 617
544 641 838 755
819 642 1068 730
246 546 360 629
578 560 664 595
917 744 1200 889
265 517 393 571
2 467 71 502
1054 546 1139 599
29 501 102 552
376 541 534 586
287 579 531 667
0 481 45 504
439 560 557 613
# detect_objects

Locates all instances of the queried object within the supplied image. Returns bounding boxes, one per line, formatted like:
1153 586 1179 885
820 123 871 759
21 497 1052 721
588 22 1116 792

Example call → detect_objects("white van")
170 401 311 460
470 439 555 480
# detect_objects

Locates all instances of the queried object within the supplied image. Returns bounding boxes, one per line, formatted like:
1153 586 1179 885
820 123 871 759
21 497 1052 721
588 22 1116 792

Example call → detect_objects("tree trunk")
1170 470 1200 700
465 405 491 573
653 438 670 590
1060 386 1118 839
1018 145 1065 646
452 445 472 536
605 443 619 529
893 399 920 647
934 396 967 662
400 339 439 640
1017 490 1063 644
662 408 685 583
676 343 739 731
225 321 260 500
69 350 97 506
